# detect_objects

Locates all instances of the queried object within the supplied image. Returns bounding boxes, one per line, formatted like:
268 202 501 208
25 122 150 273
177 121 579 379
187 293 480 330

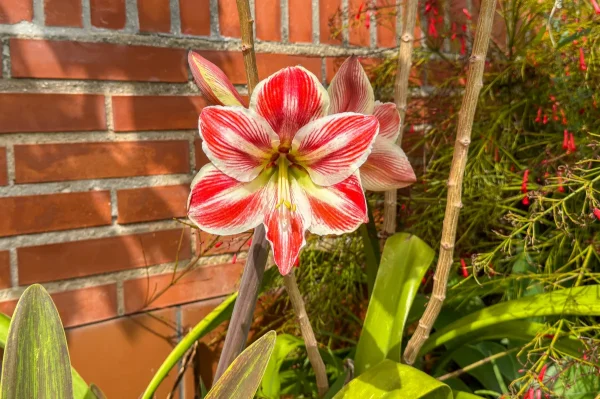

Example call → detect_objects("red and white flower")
328 56 416 191
187 56 379 275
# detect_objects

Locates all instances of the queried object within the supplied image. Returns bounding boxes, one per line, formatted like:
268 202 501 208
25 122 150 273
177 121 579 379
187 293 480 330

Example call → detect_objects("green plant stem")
437 347 518 382
402 0 499 365
359 205 381 296
213 0 266 381
283 271 329 397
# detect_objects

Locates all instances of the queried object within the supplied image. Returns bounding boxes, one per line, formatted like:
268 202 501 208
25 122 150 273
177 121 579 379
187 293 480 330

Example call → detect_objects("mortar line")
116 280 125 316
209 0 220 37
369 3 377 49
82 0 92 29
125 0 140 32
170 0 182 35
341 0 349 46
104 94 115 133
1 39 10 78
281 0 289 43
33 0 45 25
5 144 15 186
110 189 119 219
311 0 319 44
9 248 18 288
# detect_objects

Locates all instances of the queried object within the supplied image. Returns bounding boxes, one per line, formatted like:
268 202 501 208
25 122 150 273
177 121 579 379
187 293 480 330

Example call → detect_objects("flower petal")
264 172 311 275
188 51 246 107
293 168 368 235
328 56 375 115
373 101 401 141
200 106 279 182
360 138 417 191
250 66 329 148
188 164 274 235
291 113 379 186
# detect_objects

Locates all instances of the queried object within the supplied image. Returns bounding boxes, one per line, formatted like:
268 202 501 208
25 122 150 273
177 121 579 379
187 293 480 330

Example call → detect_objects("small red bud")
215 241 223 248
593 208 600 220
535 107 542 123
579 47 588 71
460 258 468 277
568 133 576 152
539 363 548 381
247 239 252 247
563 130 569 150
591 0 600 15
462 8 472 20
460 36 466 55
232 254 238 263
543 115 548 124
522 196 530 206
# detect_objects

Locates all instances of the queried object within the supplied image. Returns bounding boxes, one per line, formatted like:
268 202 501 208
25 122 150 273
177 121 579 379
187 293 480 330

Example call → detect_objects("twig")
214 0 268 380
546 0 563 48
382 0 419 236
402 0 498 365
437 347 518 381
283 271 329 397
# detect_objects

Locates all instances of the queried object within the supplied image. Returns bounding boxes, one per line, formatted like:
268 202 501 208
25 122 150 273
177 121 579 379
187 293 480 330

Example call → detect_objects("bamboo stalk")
283 271 329 397
402 0 498 365
382 0 420 236
214 0 267 381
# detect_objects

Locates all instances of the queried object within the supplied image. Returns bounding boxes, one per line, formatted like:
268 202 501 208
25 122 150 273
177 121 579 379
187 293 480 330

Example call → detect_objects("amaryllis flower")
328 56 416 191
187 59 380 275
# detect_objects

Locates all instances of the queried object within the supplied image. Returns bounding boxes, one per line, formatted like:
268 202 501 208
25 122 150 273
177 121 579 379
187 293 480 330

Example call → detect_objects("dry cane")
382 0 419 236
402 0 498 365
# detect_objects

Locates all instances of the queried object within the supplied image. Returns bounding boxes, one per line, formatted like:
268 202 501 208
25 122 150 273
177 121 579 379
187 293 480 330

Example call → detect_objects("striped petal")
199 106 279 182
373 101 401 141
250 66 329 148
293 168 368 235
359 138 417 191
291 113 379 186
264 171 312 275
188 51 245 107
187 164 274 235
328 56 375 115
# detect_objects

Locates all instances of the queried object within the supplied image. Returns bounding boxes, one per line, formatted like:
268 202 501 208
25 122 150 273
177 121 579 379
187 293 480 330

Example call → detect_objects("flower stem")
283 271 329 397
214 0 265 381
402 0 498 365
382 0 419 236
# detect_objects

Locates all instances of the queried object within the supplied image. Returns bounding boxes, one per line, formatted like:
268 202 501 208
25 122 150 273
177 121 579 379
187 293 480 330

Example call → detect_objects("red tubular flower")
535 107 542 123
563 130 569 150
356 2 364 19
525 388 534 399
460 36 466 55
188 65 380 274
232 253 238 263
557 173 565 193
328 56 417 191
569 133 576 152
521 169 530 193
539 363 548 382
215 241 223 248
543 115 548 124
536 389 541 399
462 8 472 20
460 258 468 277
428 17 438 37
591 0 600 15
522 196 530 205
593 208 600 220
579 47 588 71
365 11 371 28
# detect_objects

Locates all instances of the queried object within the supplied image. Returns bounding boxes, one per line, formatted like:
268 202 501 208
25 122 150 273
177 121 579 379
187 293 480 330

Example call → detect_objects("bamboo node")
459 138 471 146
441 242 455 250
241 43 253 51
401 33 413 42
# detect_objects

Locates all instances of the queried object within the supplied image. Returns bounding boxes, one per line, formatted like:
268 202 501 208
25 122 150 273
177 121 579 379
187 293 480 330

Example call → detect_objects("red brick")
180 0 211 35
117 185 189 224
257 54 322 80
66 309 181 398
91 0 126 29
349 0 369 46
194 138 210 171
320 0 342 44
123 262 244 313
14 141 189 184
0 284 118 328
0 251 10 289
112 96 206 131
44 0 82 26
11 39 187 82
256 0 280 41
0 0 33 23
376 0 396 47
18 229 191 285
138 0 171 33
218 0 240 37
0 147 7 186
0 94 105 134
0 191 111 237
289 0 312 43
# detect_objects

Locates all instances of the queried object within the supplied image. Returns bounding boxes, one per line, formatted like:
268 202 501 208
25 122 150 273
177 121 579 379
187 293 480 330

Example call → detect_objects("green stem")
359 204 381 296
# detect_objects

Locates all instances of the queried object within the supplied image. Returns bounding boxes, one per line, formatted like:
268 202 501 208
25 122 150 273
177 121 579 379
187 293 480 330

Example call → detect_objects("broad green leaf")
0 310 98 399
260 333 304 398
550 363 600 399
333 359 452 399
1 284 73 398
355 233 435 375
359 205 381 295
205 330 277 399
421 285 600 355
453 391 485 399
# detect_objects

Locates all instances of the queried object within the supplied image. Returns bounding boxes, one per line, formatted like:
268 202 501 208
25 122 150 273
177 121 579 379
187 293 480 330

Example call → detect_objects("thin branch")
283 271 329 397
437 347 518 382
214 0 268 380
382 0 419 236
402 0 499 365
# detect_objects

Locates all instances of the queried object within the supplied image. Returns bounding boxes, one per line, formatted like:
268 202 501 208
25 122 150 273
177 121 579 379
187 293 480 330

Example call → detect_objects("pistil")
276 155 296 211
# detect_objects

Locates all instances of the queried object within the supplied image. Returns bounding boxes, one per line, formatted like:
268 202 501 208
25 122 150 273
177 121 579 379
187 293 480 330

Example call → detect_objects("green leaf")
453 391 485 399
359 205 382 295
1 284 74 398
421 285 600 355
0 310 98 399
260 334 304 398
205 330 277 399
355 233 435 375
141 292 238 399
333 360 452 399
550 363 600 399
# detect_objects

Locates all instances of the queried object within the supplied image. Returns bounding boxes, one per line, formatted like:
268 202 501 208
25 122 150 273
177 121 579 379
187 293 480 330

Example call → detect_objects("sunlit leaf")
260 334 304 398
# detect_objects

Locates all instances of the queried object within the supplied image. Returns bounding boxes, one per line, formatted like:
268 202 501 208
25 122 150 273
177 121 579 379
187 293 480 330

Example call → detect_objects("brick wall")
0 0 402 396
